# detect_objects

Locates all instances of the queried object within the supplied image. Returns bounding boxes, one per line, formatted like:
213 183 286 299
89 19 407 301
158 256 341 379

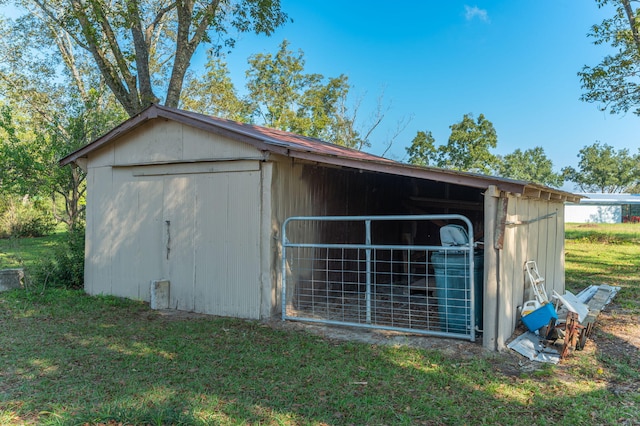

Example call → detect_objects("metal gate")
281 215 482 341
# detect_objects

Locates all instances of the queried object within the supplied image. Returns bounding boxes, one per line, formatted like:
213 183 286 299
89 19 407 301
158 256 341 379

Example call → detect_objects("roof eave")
59 104 288 166
58 104 581 203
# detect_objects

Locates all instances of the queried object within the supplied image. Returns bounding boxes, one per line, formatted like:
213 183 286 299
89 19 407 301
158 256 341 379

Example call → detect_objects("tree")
0 96 125 228
0 13 127 229
437 113 498 174
245 40 361 146
562 142 640 192
497 147 564 187
405 130 437 167
579 0 640 115
182 40 371 148
8 0 288 117
181 54 251 121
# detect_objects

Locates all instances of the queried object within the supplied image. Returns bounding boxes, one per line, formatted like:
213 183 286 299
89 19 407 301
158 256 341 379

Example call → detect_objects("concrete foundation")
0 269 24 291
150 280 170 310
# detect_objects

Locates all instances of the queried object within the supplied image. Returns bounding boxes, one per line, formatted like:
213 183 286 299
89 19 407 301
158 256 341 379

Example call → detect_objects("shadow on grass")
0 289 638 425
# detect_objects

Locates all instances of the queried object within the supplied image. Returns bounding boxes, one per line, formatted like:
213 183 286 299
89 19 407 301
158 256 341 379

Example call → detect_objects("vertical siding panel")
260 163 274 318
193 171 261 318
83 167 96 295
548 202 564 294
225 171 261 318
89 166 115 296
135 178 164 301
555 203 566 295
527 198 540 269
110 169 140 299
193 173 224 315
163 176 196 311
540 201 550 283
499 194 519 345
517 198 531 300
482 188 499 350
541 201 554 295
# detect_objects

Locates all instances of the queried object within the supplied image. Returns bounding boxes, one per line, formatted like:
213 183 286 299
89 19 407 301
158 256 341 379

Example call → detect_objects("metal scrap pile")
508 261 620 363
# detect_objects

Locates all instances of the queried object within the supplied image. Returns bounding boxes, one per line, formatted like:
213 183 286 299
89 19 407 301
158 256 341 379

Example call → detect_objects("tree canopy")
436 113 497 174
496 147 564 188
182 40 369 149
579 0 640 115
0 10 127 228
562 142 640 192
8 0 288 117
181 54 250 122
405 117 567 188
245 40 360 146
405 130 437 167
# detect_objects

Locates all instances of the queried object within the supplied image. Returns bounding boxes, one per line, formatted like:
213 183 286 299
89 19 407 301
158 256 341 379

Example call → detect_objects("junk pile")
507 261 620 364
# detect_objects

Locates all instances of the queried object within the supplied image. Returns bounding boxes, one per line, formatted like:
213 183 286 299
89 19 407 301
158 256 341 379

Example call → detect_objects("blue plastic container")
432 251 483 334
521 303 558 332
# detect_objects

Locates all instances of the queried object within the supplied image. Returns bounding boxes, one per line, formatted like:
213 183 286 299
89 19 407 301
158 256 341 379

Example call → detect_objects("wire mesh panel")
282 215 481 342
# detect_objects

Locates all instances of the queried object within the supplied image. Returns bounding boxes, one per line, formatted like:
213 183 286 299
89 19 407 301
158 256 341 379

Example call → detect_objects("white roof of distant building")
569 193 640 205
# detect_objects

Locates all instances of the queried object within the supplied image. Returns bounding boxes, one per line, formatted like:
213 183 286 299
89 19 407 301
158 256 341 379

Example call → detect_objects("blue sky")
194 0 639 179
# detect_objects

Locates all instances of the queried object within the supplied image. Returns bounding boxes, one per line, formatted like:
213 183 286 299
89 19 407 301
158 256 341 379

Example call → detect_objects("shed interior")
282 162 485 338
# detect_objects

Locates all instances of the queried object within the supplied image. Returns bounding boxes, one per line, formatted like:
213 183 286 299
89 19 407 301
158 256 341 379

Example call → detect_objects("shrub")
32 225 85 289
0 197 56 238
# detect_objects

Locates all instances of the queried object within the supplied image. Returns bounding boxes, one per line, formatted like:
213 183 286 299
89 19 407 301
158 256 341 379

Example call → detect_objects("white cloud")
464 5 489 22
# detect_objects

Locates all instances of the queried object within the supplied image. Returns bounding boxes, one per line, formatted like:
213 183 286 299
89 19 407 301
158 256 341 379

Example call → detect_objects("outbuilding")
60 104 580 350
565 193 640 223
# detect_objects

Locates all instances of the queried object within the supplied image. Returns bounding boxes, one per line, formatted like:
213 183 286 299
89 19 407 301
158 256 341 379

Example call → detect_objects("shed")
60 104 580 351
565 193 640 223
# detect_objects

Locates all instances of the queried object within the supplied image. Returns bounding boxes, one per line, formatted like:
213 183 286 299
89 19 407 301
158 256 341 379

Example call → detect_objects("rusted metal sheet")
494 196 508 249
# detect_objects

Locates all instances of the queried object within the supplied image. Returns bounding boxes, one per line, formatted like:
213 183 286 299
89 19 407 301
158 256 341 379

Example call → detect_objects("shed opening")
282 214 484 341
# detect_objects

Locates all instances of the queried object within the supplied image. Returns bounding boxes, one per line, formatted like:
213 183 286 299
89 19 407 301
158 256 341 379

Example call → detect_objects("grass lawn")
0 225 66 271
0 225 638 425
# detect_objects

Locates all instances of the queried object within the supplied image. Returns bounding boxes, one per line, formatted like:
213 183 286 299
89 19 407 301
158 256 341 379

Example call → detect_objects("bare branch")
380 114 413 158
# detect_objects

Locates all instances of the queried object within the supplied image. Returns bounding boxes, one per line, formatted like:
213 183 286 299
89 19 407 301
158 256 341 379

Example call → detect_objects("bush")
32 225 85 289
0 198 56 238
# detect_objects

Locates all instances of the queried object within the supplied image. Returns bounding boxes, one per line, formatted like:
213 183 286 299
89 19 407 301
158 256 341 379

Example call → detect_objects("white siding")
163 175 196 311
83 120 267 319
191 170 262 318
85 166 115 296
565 205 621 223
111 121 260 165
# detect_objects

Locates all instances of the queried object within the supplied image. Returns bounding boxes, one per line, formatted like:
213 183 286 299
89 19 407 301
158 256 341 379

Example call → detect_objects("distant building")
565 193 640 223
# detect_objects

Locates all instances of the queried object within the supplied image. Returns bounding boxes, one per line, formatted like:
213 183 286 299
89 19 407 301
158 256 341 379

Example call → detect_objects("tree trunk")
622 0 640 56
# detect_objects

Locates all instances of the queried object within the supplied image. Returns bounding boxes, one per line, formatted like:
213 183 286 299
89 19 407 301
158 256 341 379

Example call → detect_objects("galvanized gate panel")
282 215 481 341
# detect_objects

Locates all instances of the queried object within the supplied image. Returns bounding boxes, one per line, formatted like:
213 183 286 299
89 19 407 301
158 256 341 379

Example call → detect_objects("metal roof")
59 104 581 203
569 193 640 205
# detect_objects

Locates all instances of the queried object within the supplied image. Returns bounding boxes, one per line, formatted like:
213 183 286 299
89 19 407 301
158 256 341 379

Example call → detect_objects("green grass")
0 225 66 270
0 289 637 425
565 223 640 312
0 224 638 425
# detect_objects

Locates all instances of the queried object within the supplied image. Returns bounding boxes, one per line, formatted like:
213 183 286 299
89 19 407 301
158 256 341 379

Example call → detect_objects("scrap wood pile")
508 261 620 364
